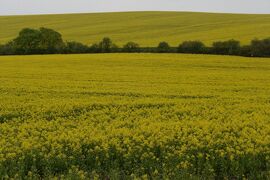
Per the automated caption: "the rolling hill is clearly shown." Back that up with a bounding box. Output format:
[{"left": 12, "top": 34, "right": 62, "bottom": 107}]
[{"left": 0, "top": 11, "right": 270, "bottom": 46}]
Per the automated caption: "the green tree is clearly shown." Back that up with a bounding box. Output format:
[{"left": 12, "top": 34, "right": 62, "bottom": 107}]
[
  {"left": 39, "top": 27, "right": 65, "bottom": 53},
  {"left": 250, "top": 38, "right": 270, "bottom": 57},
  {"left": 12, "top": 27, "right": 64, "bottom": 54},
  {"left": 178, "top": 41, "right": 205, "bottom": 54},
  {"left": 0, "top": 41, "right": 15, "bottom": 55},
  {"left": 212, "top": 39, "right": 240, "bottom": 55},
  {"left": 240, "top": 45, "right": 252, "bottom": 57},
  {"left": 65, "top": 41, "right": 89, "bottom": 54},
  {"left": 13, "top": 28, "right": 41, "bottom": 54},
  {"left": 157, "top": 42, "right": 170, "bottom": 53},
  {"left": 123, "top": 42, "right": 140, "bottom": 52},
  {"left": 99, "top": 37, "right": 113, "bottom": 53},
  {"left": 111, "top": 43, "right": 119, "bottom": 52},
  {"left": 89, "top": 43, "right": 100, "bottom": 53}
]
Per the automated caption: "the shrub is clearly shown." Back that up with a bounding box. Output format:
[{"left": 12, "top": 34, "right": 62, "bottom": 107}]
[
  {"left": 212, "top": 39, "right": 240, "bottom": 55},
  {"left": 39, "top": 27, "right": 65, "bottom": 53},
  {"left": 178, "top": 41, "right": 205, "bottom": 54},
  {"left": 240, "top": 45, "right": 252, "bottom": 57},
  {"left": 89, "top": 43, "right": 100, "bottom": 53},
  {"left": 111, "top": 44, "right": 120, "bottom": 53},
  {"left": 250, "top": 38, "right": 270, "bottom": 57},
  {"left": 99, "top": 37, "right": 114, "bottom": 53},
  {"left": 123, "top": 42, "right": 140, "bottom": 52},
  {"left": 65, "top": 41, "right": 89, "bottom": 54},
  {"left": 12, "top": 28, "right": 42, "bottom": 54},
  {"left": 157, "top": 42, "right": 171, "bottom": 53},
  {"left": 11, "top": 27, "right": 64, "bottom": 54},
  {"left": 0, "top": 42, "right": 15, "bottom": 55}
]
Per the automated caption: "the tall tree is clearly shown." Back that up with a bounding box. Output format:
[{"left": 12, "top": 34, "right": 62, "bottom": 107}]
[
  {"left": 250, "top": 38, "right": 270, "bottom": 57},
  {"left": 39, "top": 27, "right": 65, "bottom": 53},
  {"left": 212, "top": 39, "right": 240, "bottom": 55},
  {"left": 157, "top": 42, "right": 170, "bottom": 53},
  {"left": 13, "top": 28, "right": 41, "bottom": 54},
  {"left": 178, "top": 41, "right": 205, "bottom": 54},
  {"left": 99, "top": 37, "right": 113, "bottom": 53},
  {"left": 12, "top": 27, "right": 64, "bottom": 54},
  {"left": 123, "top": 42, "right": 140, "bottom": 52}
]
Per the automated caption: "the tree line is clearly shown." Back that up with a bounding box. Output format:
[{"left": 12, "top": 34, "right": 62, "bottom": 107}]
[{"left": 0, "top": 27, "right": 270, "bottom": 57}]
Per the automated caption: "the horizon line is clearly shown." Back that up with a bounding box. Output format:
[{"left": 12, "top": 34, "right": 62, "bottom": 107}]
[{"left": 1, "top": 10, "right": 270, "bottom": 17}]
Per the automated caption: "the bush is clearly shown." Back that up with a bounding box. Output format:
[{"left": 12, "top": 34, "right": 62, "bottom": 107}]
[
  {"left": 157, "top": 42, "right": 171, "bottom": 53},
  {"left": 240, "top": 45, "right": 252, "bottom": 57},
  {"left": 123, "top": 42, "right": 140, "bottom": 52},
  {"left": 250, "top": 38, "right": 270, "bottom": 57},
  {"left": 178, "top": 41, "right": 205, "bottom": 54},
  {"left": 11, "top": 27, "right": 64, "bottom": 54},
  {"left": 212, "top": 39, "right": 240, "bottom": 55},
  {"left": 111, "top": 44, "right": 120, "bottom": 53},
  {"left": 137, "top": 47, "right": 154, "bottom": 53},
  {"left": 89, "top": 43, "right": 100, "bottom": 53},
  {"left": 39, "top": 27, "right": 65, "bottom": 53},
  {"left": 12, "top": 28, "right": 42, "bottom": 54},
  {"left": 99, "top": 37, "right": 115, "bottom": 53},
  {"left": 0, "top": 42, "right": 15, "bottom": 55},
  {"left": 65, "top": 41, "right": 89, "bottom": 54}
]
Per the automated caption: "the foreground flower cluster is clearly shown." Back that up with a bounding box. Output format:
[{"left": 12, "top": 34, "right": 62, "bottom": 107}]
[
  {"left": 0, "top": 54, "right": 269, "bottom": 179},
  {"left": 0, "top": 113, "right": 269, "bottom": 179}
]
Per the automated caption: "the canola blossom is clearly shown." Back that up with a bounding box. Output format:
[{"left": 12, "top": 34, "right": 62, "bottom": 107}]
[{"left": 0, "top": 54, "right": 269, "bottom": 179}]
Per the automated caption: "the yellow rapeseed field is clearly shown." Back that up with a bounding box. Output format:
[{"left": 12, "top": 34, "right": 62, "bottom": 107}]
[{"left": 0, "top": 53, "right": 269, "bottom": 179}]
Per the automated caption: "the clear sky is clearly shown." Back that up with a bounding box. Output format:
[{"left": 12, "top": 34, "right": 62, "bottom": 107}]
[{"left": 0, "top": 0, "right": 270, "bottom": 15}]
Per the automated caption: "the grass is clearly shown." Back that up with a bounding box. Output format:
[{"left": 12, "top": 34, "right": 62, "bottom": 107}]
[
  {"left": 0, "top": 11, "right": 270, "bottom": 46},
  {"left": 0, "top": 53, "right": 269, "bottom": 178}
]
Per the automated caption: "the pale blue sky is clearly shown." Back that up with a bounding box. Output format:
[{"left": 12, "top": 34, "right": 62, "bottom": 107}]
[{"left": 0, "top": 0, "right": 270, "bottom": 15}]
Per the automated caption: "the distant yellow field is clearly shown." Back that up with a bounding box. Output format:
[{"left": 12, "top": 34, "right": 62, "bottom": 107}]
[
  {"left": 0, "top": 54, "right": 269, "bottom": 178},
  {"left": 0, "top": 11, "right": 270, "bottom": 46}
]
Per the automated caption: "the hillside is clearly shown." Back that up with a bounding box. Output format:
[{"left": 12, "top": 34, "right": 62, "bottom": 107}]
[{"left": 0, "top": 11, "right": 270, "bottom": 46}]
